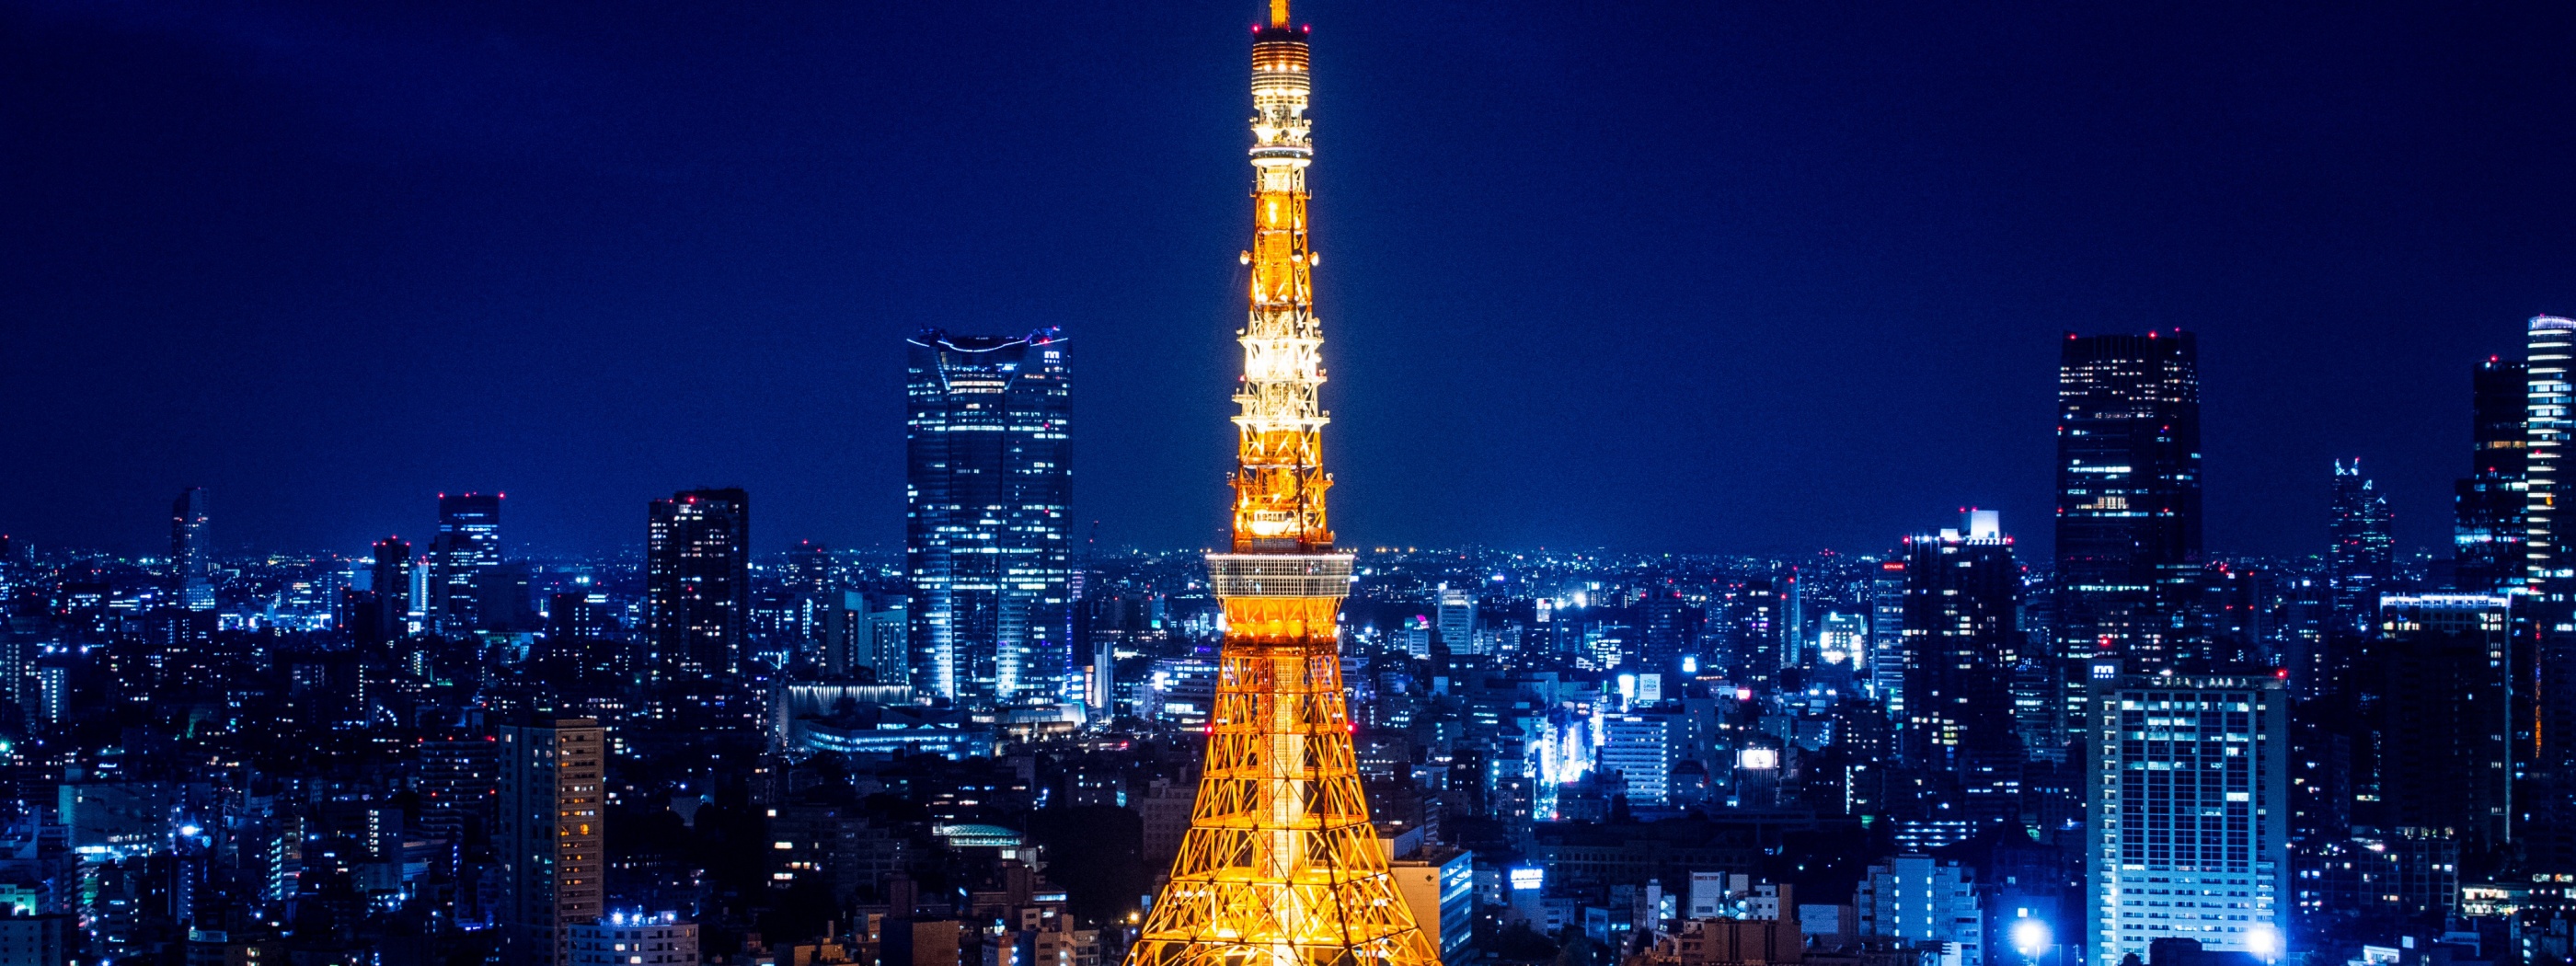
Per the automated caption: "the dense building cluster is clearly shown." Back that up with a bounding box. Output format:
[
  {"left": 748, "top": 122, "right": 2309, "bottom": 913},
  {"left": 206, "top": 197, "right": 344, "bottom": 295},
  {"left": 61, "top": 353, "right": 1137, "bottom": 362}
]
[{"left": 0, "top": 319, "right": 2572, "bottom": 966}]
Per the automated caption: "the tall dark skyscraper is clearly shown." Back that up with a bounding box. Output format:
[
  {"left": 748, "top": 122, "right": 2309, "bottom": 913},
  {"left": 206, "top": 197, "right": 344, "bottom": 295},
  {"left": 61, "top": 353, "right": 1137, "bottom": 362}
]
[
  {"left": 2526, "top": 316, "right": 2576, "bottom": 596},
  {"left": 1900, "top": 510, "right": 2024, "bottom": 819},
  {"left": 2456, "top": 357, "right": 2530, "bottom": 593},
  {"left": 431, "top": 493, "right": 503, "bottom": 635},
  {"left": 2325, "top": 459, "right": 2393, "bottom": 637},
  {"left": 1721, "top": 578, "right": 1780, "bottom": 685},
  {"left": 2368, "top": 594, "right": 2513, "bottom": 861},
  {"left": 168, "top": 487, "right": 213, "bottom": 611},
  {"left": 2054, "top": 330, "right": 2203, "bottom": 668},
  {"left": 372, "top": 535, "right": 413, "bottom": 642},
  {"left": 904, "top": 328, "right": 1072, "bottom": 708},
  {"left": 646, "top": 488, "right": 750, "bottom": 676}
]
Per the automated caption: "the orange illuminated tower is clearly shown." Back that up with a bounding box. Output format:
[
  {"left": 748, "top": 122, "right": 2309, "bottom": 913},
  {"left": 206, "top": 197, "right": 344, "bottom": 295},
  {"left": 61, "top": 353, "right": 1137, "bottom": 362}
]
[{"left": 1124, "top": 6, "right": 1443, "bottom": 966}]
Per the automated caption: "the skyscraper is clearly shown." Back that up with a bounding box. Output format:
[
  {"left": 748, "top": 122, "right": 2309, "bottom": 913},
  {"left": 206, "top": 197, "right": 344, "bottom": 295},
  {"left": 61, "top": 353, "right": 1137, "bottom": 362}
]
[
  {"left": 2325, "top": 460, "right": 2394, "bottom": 637},
  {"left": 2083, "top": 665, "right": 2288, "bottom": 966},
  {"left": 372, "top": 535, "right": 414, "bottom": 642},
  {"left": 169, "top": 487, "right": 213, "bottom": 611},
  {"left": 431, "top": 493, "right": 503, "bottom": 635},
  {"left": 905, "top": 328, "right": 1072, "bottom": 707},
  {"left": 2369, "top": 594, "right": 2512, "bottom": 858},
  {"left": 1437, "top": 586, "right": 1477, "bottom": 655},
  {"left": 2526, "top": 316, "right": 2576, "bottom": 596},
  {"left": 1127, "top": 6, "right": 1439, "bottom": 966},
  {"left": 2055, "top": 331, "right": 2204, "bottom": 668},
  {"left": 1869, "top": 559, "right": 1907, "bottom": 711},
  {"left": 371, "top": 533, "right": 414, "bottom": 646},
  {"left": 1900, "top": 510, "right": 2023, "bottom": 819},
  {"left": 498, "top": 717, "right": 605, "bottom": 966},
  {"left": 1724, "top": 579, "right": 1781, "bottom": 685},
  {"left": 646, "top": 488, "right": 751, "bottom": 676},
  {"left": 2455, "top": 357, "right": 2529, "bottom": 593}
]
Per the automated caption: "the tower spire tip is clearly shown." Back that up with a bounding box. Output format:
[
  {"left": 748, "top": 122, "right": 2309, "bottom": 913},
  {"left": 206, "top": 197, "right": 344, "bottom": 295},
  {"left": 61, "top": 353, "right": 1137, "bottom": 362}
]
[{"left": 1269, "top": 0, "right": 1289, "bottom": 28}]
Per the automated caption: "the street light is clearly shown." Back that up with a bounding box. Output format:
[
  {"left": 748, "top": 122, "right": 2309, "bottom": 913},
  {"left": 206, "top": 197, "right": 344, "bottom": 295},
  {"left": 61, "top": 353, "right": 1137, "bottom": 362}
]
[
  {"left": 2012, "top": 918, "right": 2052, "bottom": 961},
  {"left": 2247, "top": 925, "right": 2283, "bottom": 964}
]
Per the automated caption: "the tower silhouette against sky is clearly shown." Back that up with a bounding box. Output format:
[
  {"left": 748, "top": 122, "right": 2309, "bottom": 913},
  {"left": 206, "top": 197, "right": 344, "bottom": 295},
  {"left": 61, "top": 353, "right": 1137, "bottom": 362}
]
[{"left": 1126, "top": 6, "right": 1440, "bottom": 966}]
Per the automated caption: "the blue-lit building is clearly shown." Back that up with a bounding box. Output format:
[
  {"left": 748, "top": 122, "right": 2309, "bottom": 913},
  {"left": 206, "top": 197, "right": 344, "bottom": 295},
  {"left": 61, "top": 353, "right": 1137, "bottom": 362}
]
[
  {"left": 431, "top": 492, "right": 503, "bottom": 635},
  {"left": 2084, "top": 665, "right": 2289, "bottom": 966},
  {"left": 904, "top": 328, "right": 1073, "bottom": 709}
]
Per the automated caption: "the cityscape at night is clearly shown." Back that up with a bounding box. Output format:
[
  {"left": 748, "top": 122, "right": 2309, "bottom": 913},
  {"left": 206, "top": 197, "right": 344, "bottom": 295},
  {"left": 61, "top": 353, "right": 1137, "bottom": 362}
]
[{"left": 6, "top": 3, "right": 2576, "bottom": 966}]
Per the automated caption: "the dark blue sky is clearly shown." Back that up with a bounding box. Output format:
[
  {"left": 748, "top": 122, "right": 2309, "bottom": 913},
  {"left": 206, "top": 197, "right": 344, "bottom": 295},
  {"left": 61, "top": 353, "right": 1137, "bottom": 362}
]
[{"left": 5, "top": 0, "right": 2573, "bottom": 560}]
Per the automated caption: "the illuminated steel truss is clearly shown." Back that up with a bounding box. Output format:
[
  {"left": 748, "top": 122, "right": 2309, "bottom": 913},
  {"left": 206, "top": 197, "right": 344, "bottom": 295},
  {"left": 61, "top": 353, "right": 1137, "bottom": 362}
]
[{"left": 1125, "top": 6, "right": 1442, "bottom": 966}]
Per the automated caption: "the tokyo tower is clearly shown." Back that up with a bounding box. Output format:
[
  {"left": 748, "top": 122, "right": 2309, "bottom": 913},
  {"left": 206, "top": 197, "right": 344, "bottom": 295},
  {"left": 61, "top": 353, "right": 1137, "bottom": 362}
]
[{"left": 1122, "top": 5, "right": 1444, "bottom": 966}]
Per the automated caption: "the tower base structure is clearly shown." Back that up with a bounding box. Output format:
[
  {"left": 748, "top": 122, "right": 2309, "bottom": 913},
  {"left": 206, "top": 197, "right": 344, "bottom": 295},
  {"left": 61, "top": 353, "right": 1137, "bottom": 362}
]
[{"left": 1125, "top": 554, "right": 1441, "bottom": 966}]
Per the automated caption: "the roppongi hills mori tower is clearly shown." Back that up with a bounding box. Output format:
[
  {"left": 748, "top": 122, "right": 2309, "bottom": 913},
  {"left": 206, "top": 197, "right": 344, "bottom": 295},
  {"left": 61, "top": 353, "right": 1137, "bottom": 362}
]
[{"left": 1124, "top": 6, "right": 1442, "bottom": 966}]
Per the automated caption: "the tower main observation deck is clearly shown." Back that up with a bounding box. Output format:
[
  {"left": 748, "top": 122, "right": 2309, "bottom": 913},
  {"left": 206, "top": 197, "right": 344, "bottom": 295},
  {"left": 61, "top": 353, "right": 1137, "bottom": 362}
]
[{"left": 1123, "top": 6, "right": 1443, "bottom": 966}]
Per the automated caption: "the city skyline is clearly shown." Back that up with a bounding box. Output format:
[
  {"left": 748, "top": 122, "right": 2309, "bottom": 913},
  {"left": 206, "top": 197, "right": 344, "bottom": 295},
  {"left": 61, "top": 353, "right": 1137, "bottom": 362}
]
[
  {"left": 9, "top": 2, "right": 2576, "bottom": 558},
  {"left": 8, "top": 6, "right": 2573, "bottom": 966}
]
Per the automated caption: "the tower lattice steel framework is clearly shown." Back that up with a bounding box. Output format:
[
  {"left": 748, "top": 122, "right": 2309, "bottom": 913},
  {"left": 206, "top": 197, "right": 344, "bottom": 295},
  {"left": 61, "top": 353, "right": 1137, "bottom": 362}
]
[{"left": 1124, "top": 6, "right": 1442, "bottom": 966}]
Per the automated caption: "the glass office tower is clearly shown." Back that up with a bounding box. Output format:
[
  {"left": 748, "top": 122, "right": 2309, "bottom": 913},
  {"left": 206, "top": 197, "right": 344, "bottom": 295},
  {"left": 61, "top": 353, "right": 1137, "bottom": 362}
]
[{"left": 904, "top": 328, "right": 1072, "bottom": 708}]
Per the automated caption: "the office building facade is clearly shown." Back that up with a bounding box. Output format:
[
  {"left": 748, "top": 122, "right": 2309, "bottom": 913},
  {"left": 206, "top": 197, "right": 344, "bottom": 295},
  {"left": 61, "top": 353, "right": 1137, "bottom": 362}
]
[
  {"left": 1869, "top": 559, "right": 1907, "bottom": 712},
  {"left": 2056, "top": 331, "right": 2204, "bottom": 668},
  {"left": 2370, "top": 594, "right": 2513, "bottom": 857},
  {"left": 646, "top": 488, "right": 751, "bottom": 676},
  {"left": 431, "top": 493, "right": 503, "bottom": 635},
  {"left": 1901, "top": 511, "right": 2024, "bottom": 817},
  {"left": 904, "top": 328, "right": 1072, "bottom": 707},
  {"left": 2083, "top": 667, "right": 2288, "bottom": 966},
  {"left": 2325, "top": 461, "right": 2394, "bottom": 638},
  {"left": 2455, "top": 358, "right": 2529, "bottom": 593}
]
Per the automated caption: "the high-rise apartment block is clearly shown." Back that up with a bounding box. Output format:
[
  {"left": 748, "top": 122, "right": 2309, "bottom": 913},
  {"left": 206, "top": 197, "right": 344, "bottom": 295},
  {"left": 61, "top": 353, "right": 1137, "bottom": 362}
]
[
  {"left": 567, "top": 915, "right": 697, "bottom": 966},
  {"left": 646, "top": 488, "right": 750, "bottom": 676},
  {"left": 2083, "top": 665, "right": 2288, "bottom": 966},
  {"left": 2527, "top": 316, "right": 2576, "bottom": 596},
  {"left": 1857, "top": 855, "right": 1984, "bottom": 966},
  {"left": 498, "top": 717, "right": 605, "bottom": 966},
  {"left": 1601, "top": 712, "right": 1678, "bottom": 809},
  {"left": 169, "top": 488, "right": 213, "bottom": 611},
  {"left": 2056, "top": 332, "right": 2204, "bottom": 668},
  {"left": 2455, "top": 358, "right": 2529, "bottom": 593},
  {"left": 904, "top": 328, "right": 1072, "bottom": 708},
  {"left": 431, "top": 493, "right": 503, "bottom": 635}
]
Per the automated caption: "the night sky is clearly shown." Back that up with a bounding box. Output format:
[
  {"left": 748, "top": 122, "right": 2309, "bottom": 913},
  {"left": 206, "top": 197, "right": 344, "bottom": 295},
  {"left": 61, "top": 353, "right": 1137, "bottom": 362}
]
[{"left": 6, "top": 0, "right": 2574, "bottom": 561}]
